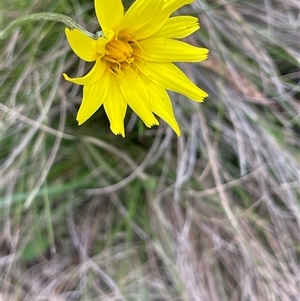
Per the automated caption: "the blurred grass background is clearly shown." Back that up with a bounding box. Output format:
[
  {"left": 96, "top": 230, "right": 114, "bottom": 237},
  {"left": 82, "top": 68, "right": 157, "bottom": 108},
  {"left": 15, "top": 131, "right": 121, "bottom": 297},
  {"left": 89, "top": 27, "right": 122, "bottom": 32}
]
[{"left": 1, "top": 0, "right": 299, "bottom": 300}]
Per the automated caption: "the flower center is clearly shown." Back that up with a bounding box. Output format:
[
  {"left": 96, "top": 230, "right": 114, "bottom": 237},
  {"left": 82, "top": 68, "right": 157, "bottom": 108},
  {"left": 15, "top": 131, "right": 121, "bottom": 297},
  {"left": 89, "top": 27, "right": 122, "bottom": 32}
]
[{"left": 104, "top": 39, "right": 135, "bottom": 71}]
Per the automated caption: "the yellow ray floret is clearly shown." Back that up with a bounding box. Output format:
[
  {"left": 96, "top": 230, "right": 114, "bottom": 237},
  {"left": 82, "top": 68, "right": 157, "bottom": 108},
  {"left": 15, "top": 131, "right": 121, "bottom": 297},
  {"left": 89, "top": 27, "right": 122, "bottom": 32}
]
[
  {"left": 152, "top": 16, "right": 200, "bottom": 39},
  {"left": 65, "top": 28, "right": 98, "bottom": 62},
  {"left": 137, "top": 38, "right": 208, "bottom": 62},
  {"left": 64, "top": 0, "right": 209, "bottom": 137}
]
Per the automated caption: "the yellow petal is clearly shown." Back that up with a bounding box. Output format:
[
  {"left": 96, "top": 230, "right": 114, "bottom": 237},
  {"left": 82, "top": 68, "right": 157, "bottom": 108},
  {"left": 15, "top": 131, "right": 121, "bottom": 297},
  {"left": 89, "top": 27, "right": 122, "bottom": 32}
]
[
  {"left": 103, "top": 75, "right": 127, "bottom": 137},
  {"left": 135, "top": 61, "right": 208, "bottom": 101},
  {"left": 63, "top": 59, "right": 106, "bottom": 85},
  {"left": 76, "top": 71, "right": 111, "bottom": 125},
  {"left": 65, "top": 28, "right": 98, "bottom": 62},
  {"left": 163, "top": 0, "right": 193, "bottom": 11},
  {"left": 119, "top": 0, "right": 164, "bottom": 36},
  {"left": 119, "top": 68, "right": 159, "bottom": 127},
  {"left": 133, "top": 0, "right": 194, "bottom": 40},
  {"left": 138, "top": 38, "right": 209, "bottom": 62},
  {"left": 95, "top": 0, "right": 124, "bottom": 36},
  {"left": 146, "top": 80, "right": 180, "bottom": 136},
  {"left": 152, "top": 16, "right": 199, "bottom": 39}
]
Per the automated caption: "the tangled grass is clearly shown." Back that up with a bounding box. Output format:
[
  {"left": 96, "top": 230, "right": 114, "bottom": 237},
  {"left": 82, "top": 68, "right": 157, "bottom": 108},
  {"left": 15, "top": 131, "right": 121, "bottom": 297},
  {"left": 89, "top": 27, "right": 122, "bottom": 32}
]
[{"left": 1, "top": 0, "right": 299, "bottom": 300}]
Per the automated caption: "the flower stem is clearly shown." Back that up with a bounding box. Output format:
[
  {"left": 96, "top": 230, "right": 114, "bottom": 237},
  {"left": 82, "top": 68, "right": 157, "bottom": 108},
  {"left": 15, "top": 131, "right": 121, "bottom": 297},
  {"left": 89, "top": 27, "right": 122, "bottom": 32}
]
[{"left": 0, "top": 12, "right": 96, "bottom": 40}]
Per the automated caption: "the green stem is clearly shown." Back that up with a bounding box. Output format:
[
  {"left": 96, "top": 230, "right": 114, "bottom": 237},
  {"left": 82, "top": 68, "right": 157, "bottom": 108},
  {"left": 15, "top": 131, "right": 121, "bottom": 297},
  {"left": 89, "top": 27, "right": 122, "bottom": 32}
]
[{"left": 0, "top": 12, "right": 96, "bottom": 40}]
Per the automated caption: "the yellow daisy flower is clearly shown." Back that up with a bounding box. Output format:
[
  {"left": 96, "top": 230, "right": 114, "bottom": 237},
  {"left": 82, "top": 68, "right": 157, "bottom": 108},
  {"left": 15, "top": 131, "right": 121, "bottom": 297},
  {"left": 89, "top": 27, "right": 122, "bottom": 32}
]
[{"left": 64, "top": 0, "right": 209, "bottom": 137}]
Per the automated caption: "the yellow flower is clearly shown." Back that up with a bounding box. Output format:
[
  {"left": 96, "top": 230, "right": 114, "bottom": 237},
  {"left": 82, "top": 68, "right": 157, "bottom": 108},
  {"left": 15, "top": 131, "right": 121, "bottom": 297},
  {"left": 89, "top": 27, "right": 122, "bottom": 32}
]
[{"left": 64, "top": 0, "right": 209, "bottom": 137}]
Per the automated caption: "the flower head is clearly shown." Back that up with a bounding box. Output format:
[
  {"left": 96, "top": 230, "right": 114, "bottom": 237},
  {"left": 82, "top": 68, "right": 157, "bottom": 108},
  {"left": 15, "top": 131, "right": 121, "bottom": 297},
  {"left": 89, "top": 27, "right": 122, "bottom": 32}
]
[{"left": 64, "top": 0, "right": 209, "bottom": 137}]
